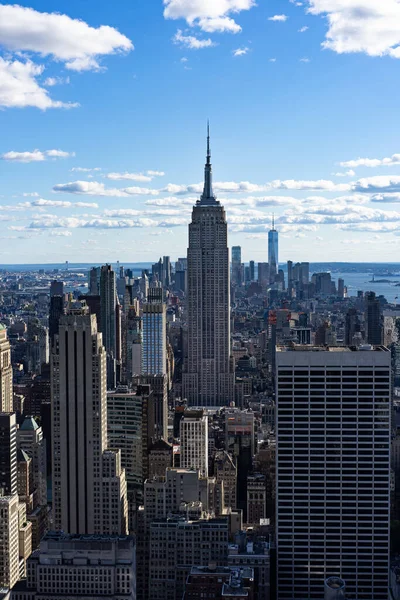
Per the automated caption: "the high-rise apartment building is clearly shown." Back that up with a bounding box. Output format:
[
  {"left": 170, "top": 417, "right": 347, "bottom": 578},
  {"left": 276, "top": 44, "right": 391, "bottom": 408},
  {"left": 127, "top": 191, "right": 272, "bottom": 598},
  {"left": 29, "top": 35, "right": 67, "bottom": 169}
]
[
  {"left": 0, "top": 326, "right": 13, "bottom": 413},
  {"left": 268, "top": 217, "right": 278, "bottom": 283},
  {"left": 11, "top": 531, "right": 136, "bottom": 600},
  {"left": 183, "top": 127, "right": 234, "bottom": 406},
  {"left": 276, "top": 345, "right": 390, "bottom": 600},
  {"left": 51, "top": 304, "right": 127, "bottom": 535},
  {"left": 180, "top": 410, "right": 208, "bottom": 477}
]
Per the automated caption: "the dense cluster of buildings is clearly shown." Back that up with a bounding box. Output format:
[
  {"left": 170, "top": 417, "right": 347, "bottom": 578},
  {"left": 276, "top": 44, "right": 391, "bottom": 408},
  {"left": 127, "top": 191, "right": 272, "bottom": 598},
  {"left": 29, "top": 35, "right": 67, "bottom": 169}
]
[{"left": 0, "top": 132, "right": 397, "bottom": 599}]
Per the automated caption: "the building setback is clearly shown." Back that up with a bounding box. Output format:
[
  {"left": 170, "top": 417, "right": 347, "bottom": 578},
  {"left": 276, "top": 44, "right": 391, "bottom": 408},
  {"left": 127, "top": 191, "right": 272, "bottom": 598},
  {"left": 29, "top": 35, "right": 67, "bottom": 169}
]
[
  {"left": 183, "top": 126, "right": 234, "bottom": 407},
  {"left": 0, "top": 326, "right": 13, "bottom": 413},
  {"left": 51, "top": 304, "right": 127, "bottom": 536}
]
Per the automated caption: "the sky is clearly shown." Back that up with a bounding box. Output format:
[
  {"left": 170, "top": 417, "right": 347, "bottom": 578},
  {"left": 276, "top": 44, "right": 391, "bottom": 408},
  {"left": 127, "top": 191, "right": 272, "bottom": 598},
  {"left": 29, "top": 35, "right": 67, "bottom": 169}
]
[{"left": 2, "top": 0, "right": 400, "bottom": 264}]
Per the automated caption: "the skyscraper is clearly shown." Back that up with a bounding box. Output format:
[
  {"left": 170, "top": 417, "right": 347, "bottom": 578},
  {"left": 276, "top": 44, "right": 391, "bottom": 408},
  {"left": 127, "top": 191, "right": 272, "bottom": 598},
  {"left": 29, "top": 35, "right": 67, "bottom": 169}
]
[
  {"left": 365, "top": 291, "right": 383, "bottom": 345},
  {"left": 249, "top": 260, "right": 255, "bottom": 282},
  {"left": 17, "top": 416, "right": 47, "bottom": 507},
  {"left": 268, "top": 215, "right": 278, "bottom": 283},
  {"left": 49, "top": 295, "right": 65, "bottom": 347},
  {"left": 180, "top": 409, "right": 208, "bottom": 477},
  {"left": 0, "top": 412, "right": 17, "bottom": 496},
  {"left": 276, "top": 345, "right": 390, "bottom": 600},
  {"left": 232, "top": 246, "right": 242, "bottom": 287},
  {"left": 51, "top": 303, "right": 127, "bottom": 535},
  {"left": 142, "top": 287, "right": 166, "bottom": 376},
  {"left": 0, "top": 325, "right": 13, "bottom": 413},
  {"left": 141, "top": 287, "right": 168, "bottom": 439},
  {"left": 183, "top": 126, "right": 234, "bottom": 406},
  {"left": 100, "top": 264, "right": 117, "bottom": 388}
]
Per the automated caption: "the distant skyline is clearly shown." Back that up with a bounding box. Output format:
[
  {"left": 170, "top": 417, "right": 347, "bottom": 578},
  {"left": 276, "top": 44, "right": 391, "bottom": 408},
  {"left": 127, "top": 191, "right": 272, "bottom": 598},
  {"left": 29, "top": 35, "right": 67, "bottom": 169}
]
[{"left": 1, "top": 1, "right": 400, "bottom": 262}]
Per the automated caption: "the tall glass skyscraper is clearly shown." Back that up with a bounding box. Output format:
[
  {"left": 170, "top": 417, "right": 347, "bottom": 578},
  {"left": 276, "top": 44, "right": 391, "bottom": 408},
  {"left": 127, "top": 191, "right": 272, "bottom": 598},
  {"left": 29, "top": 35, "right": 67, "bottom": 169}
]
[
  {"left": 183, "top": 126, "right": 235, "bottom": 406},
  {"left": 268, "top": 216, "right": 279, "bottom": 284},
  {"left": 142, "top": 287, "right": 166, "bottom": 376},
  {"left": 232, "top": 245, "right": 242, "bottom": 287}
]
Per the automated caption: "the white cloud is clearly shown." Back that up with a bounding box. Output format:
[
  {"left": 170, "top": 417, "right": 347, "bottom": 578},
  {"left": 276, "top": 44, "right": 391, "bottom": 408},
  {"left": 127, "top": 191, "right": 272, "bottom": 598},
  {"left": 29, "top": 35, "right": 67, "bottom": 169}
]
[
  {"left": 50, "top": 230, "right": 72, "bottom": 237},
  {"left": 157, "top": 217, "right": 189, "bottom": 227},
  {"left": 298, "top": 26, "right": 309, "bottom": 32},
  {"left": 102, "top": 209, "right": 140, "bottom": 217},
  {"left": 0, "top": 4, "right": 133, "bottom": 72},
  {"left": 124, "top": 186, "right": 160, "bottom": 196},
  {"left": 306, "top": 0, "right": 400, "bottom": 59},
  {"left": 0, "top": 57, "right": 78, "bottom": 110},
  {"left": 44, "top": 76, "right": 70, "bottom": 86},
  {"left": 47, "top": 149, "right": 73, "bottom": 158},
  {"left": 53, "top": 180, "right": 159, "bottom": 196},
  {"left": 106, "top": 172, "right": 153, "bottom": 182},
  {"left": 162, "top": 178, "right": 351, "bottom": 194},
  {"left": 71, "top": 167, "right": 102, "bottom": 172},
  {"left": 147, "top": 170, "right": 165, "bottom": 177},
  {"left": 353, "top": 175, "right": 400, "bottom": 193},
  {"left": 268, "top": 15, "right": 288, "bottom": 22},
  {"left": 270, "top": 179, "right": 350, "bottom": 191},
  {"left": 173, "top": 29, "right": 215, "bottom": 49},
  {"left": 370, "top": 193, "right": 400, "bottom": 203},
  {"left": 340, "top": 153, "right": 400, "bottom": 168},
  {"left": 145, "top": 196, "right": 196, "bottom": 207},
  {"left": 237, "top": 223, "right": 319, "bottom": 234},
  {"left": 163, "top": 0, "right": 255, "bottom": 33},
  {"left": 233, "top": 47, "right": 249, "bottom": 56},
  {"left": 333, "top": 169, "right": 356, "bottom": 177},
  {"left": 28, "top": 216, "right": 158, "bottom": 230},
  {"left": 22, "top": 192, "right": 40, "bottom": 197},
  {"left": 20, "top": 198, "right": 98, "bottom": 209},
  {"left": 198, "top": 17, "right": 242, "bottom": 33},
  {"left": 338, "top": 223, "right": 400, "bottom": 233},
  {"left": 299, "top": 57, "right": 310, "bottom": 62},
  {"left": 269, "top": 58, "right": 277, "bottom": 62},
  {"left": 1, "top": 148, "right": 74, "bottom": 162}
]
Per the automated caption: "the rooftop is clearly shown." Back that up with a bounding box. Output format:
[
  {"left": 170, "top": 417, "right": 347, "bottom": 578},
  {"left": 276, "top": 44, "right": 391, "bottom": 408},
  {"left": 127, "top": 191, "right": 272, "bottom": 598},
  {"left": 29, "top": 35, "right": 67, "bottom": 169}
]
[
  {"left": 277, "top": 344, "right": 389, "bottom": 353},
  {"left": 20, "top": 416, "right": 39, "bottom": 431}
]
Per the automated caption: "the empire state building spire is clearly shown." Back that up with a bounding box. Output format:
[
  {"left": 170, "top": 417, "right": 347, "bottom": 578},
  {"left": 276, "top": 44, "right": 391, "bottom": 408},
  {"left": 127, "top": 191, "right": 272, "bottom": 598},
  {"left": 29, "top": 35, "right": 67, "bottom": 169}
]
[
  {"left": 183, "top": 128, "right": 235, "bottom": 407},
  {"left": 199, "top": 121, "right": 218, "bottom": 206}
]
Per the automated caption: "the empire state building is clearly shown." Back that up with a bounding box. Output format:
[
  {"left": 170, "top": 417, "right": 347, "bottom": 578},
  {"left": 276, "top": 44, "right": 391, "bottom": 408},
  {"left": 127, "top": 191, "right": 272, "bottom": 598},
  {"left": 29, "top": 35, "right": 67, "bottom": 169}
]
[{"left": 183, "top": 127, "right": 235, "bottom": 407}]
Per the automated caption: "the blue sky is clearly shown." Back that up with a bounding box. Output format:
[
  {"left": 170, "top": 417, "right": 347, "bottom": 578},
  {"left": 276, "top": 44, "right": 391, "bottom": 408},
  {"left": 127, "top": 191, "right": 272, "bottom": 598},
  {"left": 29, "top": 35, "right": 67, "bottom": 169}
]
[{"left": 1, "top": 0, "right": 400, "bottom": 263}]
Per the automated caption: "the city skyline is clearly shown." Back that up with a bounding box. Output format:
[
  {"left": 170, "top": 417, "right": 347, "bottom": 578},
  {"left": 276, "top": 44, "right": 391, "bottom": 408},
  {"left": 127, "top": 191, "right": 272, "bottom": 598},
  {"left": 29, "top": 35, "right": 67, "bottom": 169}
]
[{"left": 1, "top": 2, "right": 400, "bottom": 262}]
